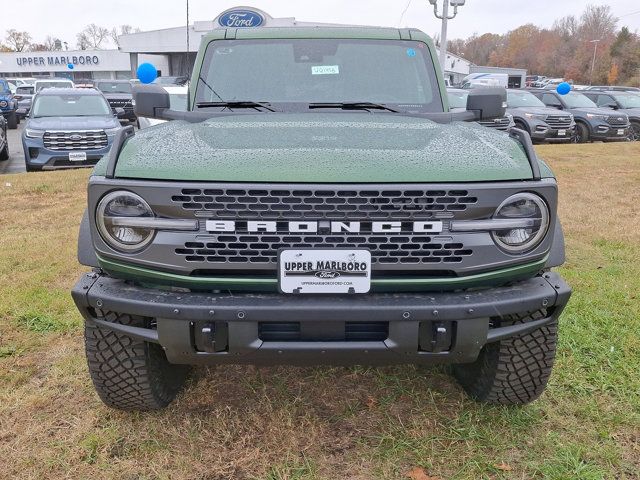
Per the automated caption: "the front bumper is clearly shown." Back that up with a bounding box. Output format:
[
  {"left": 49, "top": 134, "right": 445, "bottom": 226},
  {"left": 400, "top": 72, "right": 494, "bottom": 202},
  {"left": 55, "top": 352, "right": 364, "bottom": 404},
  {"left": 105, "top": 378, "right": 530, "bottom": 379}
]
[
  {"left": 22, "top": 137, "right": 112, "bottom": 170},
  {"left": 72, "top": 271, "right": 571, "bottom": 366},
  {"left": 588, "top": 122, "right": 630, "bottom": 141},
  {"left": 529, "top": 123, "right": 576, "bottom": 142}
]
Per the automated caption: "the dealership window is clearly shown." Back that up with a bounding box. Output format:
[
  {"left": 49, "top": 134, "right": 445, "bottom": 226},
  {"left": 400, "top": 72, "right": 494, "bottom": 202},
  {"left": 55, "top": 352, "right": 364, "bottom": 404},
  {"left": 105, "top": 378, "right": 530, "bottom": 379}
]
[
  {"left": 92, "top": 71, "right": 113, "bottom": 80},
  {"left": 72, "top": 71, "right": 93, "bottom": 81}
]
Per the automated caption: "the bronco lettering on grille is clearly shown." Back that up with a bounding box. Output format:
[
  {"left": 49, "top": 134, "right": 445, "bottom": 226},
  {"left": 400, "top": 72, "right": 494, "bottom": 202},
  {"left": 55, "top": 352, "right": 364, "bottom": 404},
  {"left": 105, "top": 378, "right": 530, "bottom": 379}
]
[{"left": 205, "top": 220, "right": 443, "bottom": 234}]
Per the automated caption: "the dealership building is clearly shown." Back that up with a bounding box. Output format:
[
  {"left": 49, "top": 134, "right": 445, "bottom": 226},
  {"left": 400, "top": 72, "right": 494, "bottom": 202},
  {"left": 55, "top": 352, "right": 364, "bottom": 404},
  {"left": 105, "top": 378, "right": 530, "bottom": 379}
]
[
  {"left": 117, "top": 6, "right": 476, "bottom": 83},
  {"left": 0, "top": 49, "right": 168, "bottom": 82}
]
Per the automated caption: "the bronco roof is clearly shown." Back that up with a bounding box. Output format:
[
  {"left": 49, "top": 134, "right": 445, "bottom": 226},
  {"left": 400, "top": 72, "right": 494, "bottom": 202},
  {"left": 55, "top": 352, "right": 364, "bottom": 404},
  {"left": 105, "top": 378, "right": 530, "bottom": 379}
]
[{"left": 200, "top": 25, "right": 430, "bottom": 43}]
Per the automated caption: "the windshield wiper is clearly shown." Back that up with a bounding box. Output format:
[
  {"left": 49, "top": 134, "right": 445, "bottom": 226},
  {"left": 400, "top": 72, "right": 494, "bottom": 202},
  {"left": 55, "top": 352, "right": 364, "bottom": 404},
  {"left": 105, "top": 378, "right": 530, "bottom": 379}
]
[
  {"left": 309, "top": 102, "right": 399, "bottom": 113},
  {"left": 195, "top": 101, "right": 277, "bottom": 112}
]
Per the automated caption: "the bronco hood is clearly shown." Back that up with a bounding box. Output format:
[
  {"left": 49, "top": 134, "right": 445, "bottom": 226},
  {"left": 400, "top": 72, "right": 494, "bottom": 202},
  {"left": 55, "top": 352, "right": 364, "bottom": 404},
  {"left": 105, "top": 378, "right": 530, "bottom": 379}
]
[{"left": 108, "top": 113, "right": 540, "bottom": 183}]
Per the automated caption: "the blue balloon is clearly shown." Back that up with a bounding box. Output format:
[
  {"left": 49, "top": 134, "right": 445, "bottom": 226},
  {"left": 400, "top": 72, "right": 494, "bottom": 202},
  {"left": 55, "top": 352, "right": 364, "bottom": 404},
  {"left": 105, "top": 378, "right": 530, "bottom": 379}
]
[
  {"left": 137, "top": 63, "right": 158, "bottom": 84},
  {"left": 556, "top": 82, "right": 571, "bottom": 95},
  {"left": 67, "top": 63, "right": 74, "bottom": 70}
]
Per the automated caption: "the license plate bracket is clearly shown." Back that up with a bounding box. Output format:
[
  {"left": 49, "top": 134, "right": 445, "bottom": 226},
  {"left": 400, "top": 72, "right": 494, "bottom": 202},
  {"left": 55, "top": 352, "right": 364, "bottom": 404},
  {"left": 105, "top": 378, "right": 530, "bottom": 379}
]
[{"left": 278, "top": 249, "right": 371, "bottom": 294}]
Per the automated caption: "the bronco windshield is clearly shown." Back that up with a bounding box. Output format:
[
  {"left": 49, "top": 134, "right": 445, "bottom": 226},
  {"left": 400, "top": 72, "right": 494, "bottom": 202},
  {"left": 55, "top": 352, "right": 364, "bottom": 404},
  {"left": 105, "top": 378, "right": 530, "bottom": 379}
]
[
  {"left": 96, "top": 82, "right": 132, "bottom": 94},
  {"left": 32, "top": 94, "right": 111, "bottom": 117},
  {"left": 195, "top": 38, "right": 443, "bottom": 112},
  {"left": 447, "top": 90, "right": 468, "bottom": 109},
  {"left": 0, "top": 80, "right": 10, "bottom": 94}
]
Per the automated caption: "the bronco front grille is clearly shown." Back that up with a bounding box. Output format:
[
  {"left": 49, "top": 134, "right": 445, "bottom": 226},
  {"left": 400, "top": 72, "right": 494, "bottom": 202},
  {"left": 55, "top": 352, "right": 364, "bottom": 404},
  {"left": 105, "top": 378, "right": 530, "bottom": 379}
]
[
  {"left": 90, "top": 181, "right": 558, "bottom": 276},
  {"left": 43, "top": 130, "right": 108, "bottom": 151},
  {"left": 545, "top": 115, "right": 572, "bottom": 129},
  {"left": 175, "top": 235, "right": 473, "bottom": 266},
  {"left": 172, "top": 188, "right": 478, "bottom": 220}
]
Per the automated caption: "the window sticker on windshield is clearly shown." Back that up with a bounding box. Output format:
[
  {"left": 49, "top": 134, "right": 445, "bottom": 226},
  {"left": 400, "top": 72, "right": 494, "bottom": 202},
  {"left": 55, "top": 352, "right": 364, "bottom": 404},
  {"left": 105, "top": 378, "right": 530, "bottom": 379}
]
[
  {"left": 312, "top": 65, "right": 340, "bottom": 75},
  {"left": 407, "top": 48, "right": 417, "bottom": 57}
]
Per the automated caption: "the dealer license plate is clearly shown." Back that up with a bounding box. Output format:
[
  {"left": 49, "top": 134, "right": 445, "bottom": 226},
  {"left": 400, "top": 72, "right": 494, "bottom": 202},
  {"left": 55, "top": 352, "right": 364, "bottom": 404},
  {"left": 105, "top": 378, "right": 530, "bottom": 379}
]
[
  {"left": 68, "top": 151, "right": 87, "bottom": 162},
  {"left": 617, "top": 129, "right": 625, "bottom": 135},
  {"left": 279, "top": 249, "right": 371, "bottom": 294},
  {"left": 557, "top": 129, "right": 566, "bottom": 136}
]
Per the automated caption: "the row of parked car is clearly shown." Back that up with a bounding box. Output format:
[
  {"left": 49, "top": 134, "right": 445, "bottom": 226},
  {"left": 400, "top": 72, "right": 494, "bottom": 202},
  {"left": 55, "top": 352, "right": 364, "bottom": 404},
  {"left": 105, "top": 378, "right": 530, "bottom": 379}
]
[
  {"left": 0, "top": 76, "right": 188, "bottom": 172},
  {"left": 448, "top": 86, "right": 640, "bottom": 143}
]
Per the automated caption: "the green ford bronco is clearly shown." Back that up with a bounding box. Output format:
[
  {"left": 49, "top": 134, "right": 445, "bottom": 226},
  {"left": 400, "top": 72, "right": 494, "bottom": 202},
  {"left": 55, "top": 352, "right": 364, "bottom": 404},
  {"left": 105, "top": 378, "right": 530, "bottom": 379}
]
[{"left": 72, "top": 26, "right": 571, "bottom": 410}]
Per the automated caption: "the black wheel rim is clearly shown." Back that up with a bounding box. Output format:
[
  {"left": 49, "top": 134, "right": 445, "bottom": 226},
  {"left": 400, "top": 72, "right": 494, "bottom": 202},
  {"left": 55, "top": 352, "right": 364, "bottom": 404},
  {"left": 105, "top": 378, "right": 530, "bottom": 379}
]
[{"left": 573, "top": 130, "right": 581, "bottom": 143}]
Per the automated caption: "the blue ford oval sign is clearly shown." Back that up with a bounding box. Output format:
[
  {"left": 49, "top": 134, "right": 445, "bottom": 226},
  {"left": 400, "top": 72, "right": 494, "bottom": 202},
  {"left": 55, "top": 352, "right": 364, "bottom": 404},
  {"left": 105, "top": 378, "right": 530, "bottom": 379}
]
[{"left": 218, "top": 10, "right": 265, "bottom": 28}]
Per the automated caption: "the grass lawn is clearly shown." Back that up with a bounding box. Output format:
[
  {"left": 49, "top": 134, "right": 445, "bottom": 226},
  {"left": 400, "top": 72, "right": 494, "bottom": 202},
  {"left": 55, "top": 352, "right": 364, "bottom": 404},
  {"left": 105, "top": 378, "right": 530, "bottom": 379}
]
[{"left": 0, "top": 142, "right": 639, "bottom": 479}]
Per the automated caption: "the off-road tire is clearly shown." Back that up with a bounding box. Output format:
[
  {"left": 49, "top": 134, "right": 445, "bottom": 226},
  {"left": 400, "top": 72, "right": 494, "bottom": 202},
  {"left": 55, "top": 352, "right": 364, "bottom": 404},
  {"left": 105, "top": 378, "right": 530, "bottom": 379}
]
[
  {"left": 85, "top": 313, "right": 191, "bottom": 411},
  {"left": 453, "top": 311, "right": 558, "bottom": 405},
  {"left": 0, "top": 142, "right": 8, "bottom": 161}
]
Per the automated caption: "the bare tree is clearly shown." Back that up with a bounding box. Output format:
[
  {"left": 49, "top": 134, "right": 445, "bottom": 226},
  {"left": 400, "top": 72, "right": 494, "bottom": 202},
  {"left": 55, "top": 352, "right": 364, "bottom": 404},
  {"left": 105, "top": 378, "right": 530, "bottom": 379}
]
[
  {"left": 110, "top": 25, "right": 140, "bottom": 47},
  {"left": 580, "top": 5, "right": 618, "bottom": 41},
  {"left": 43, "top": 35, "right": 61, "bottom": 51},
  {"left": 29, "top": 35, "right": 60, "bottom": 52},
  {"left": 553, "top": 15, "right": 579, "bottom": 39},
  {"left": 76, "top": 24, "right": 110, "bottom": 50},
  {"left": 4, "top": 29, "right": 32, "bottom": 52}
]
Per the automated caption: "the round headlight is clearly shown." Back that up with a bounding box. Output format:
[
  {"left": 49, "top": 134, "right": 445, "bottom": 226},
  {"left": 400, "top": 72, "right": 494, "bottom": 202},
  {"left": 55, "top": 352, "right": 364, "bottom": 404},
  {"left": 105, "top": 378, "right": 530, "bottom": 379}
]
[
  {"left": 0, "top": 100, "right": 8, "bottom": 108},
  {"left": 96, "top": 191, "right": 155, "bottom": 252},
  {"left": 492, "top": 193, "right": 550, "bottom": 254}
]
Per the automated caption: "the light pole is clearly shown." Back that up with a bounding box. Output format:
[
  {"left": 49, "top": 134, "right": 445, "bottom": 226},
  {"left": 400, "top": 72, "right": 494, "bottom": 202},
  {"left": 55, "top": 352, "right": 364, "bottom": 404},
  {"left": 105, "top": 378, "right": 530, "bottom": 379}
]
[
  {"left": 589, "top": 39, "right": 601, "bottom": 86},
  {"left": 428, "top": 0, "right": 466, "bottom": 71},
  {"left": 186, "top": 0, "right": 190, "bottom": 76}
]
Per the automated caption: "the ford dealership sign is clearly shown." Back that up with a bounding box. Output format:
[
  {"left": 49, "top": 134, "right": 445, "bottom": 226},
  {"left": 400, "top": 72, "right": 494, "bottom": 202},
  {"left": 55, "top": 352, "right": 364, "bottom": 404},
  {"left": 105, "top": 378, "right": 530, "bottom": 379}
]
[{"left": 218, "top": 10, "right": 265, "bottom": 28}]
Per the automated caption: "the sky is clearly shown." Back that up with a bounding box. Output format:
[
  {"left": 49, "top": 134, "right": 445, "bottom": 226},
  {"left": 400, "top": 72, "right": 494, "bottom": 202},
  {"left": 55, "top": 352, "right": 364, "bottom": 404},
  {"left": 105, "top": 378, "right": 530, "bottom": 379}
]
[{"left": 3, "top": 0, "right": 640, "bottom": 49}]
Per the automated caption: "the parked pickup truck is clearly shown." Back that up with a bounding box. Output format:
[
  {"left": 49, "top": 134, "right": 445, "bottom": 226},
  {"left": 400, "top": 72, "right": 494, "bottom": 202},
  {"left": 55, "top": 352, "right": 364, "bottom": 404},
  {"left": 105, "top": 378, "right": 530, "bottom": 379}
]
[
  {"left": 95, "top": 80, "right": 137, "bottom": 124},
  {"left": 72, "top": 26, "right": 571, "bottom": 411}
]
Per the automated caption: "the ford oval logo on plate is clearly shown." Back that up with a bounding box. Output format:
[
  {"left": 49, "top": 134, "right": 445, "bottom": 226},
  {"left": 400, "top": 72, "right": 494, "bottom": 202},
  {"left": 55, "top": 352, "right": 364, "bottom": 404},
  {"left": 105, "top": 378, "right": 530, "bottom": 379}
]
[
  {"left": 315, "top": 271, "right": 341, "bottom": 279},
  {"left": 218, "top": 10, "right": 265, "bottom": 28}
]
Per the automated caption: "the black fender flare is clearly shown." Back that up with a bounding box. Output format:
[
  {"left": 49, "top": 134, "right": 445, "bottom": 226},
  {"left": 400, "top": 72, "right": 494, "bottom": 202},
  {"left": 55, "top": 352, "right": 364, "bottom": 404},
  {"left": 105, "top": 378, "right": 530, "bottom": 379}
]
[
  {"left": 78, "top": 209, "right": 99, "bottom": 267},
  {"left": 545, "top": 217, "right": 566, "bottom": 268},
  {"left": 512, "top": 116, "right": 531, "bottom": 134}
]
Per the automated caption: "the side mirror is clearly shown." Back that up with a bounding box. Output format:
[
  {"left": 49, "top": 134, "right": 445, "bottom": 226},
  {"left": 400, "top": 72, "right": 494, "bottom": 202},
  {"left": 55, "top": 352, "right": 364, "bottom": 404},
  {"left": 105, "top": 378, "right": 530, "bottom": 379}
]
[
  {"left": 604, "top": 103, "right": 618, "bottom": 110},
  {"left": 132, "top": 84, "right": 170, "bottom": 119},
  {"left": 466, "top": 87, "right": 507, "bottom": 121},
  {"left": 114, "top": 107, "right": 126, "bottom": 118}
]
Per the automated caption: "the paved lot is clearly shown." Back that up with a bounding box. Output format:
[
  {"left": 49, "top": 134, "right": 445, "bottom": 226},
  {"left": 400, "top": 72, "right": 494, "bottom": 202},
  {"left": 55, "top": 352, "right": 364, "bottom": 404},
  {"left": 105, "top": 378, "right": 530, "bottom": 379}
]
[{"left": 0, "top": 122, "right": 26, "bottom": 174}]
